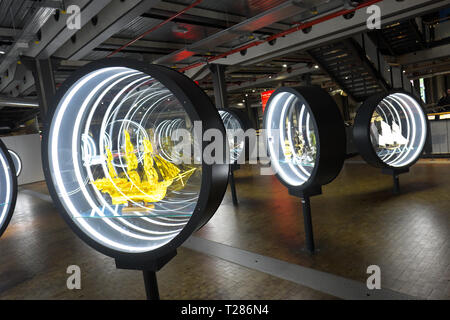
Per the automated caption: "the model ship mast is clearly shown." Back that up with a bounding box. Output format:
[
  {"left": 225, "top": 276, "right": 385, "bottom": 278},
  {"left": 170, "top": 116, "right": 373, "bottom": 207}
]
[
  {"left": 92, "top": 130, "right": 196, "bottom": 212},
  {"left": 371, "top": 113, "right": 408, "bottom": 150}
]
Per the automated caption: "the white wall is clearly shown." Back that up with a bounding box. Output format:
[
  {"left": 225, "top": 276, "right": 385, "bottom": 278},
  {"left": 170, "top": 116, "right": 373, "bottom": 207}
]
[
  {"left": 1, "top": 134, "right": 44, "bottom": 185},
  {"left": 430, "top": 120, "right": 450, "bottom": 154}
]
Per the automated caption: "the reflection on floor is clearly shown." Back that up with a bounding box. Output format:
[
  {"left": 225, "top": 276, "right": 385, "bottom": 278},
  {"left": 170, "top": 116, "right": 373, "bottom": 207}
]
[{"left": 0, "top": 160, "right": 449, "bottom": 299}]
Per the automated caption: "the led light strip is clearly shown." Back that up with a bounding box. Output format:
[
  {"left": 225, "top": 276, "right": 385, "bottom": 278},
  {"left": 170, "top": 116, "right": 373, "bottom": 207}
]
[
  {"left": 50, "top": 67, "right": 158, "bottom": 252},
  {"left": 286, "top": 98, "right": 310, "bottom": 180},
  {"left": 7, "top": 150, "right": 22, "bottom": 177},
  {"left": 80, "top": 73, "right": 185, "bottom": 235},
  {"left": 371, "top": 93, "right": 426, "bottom": 168},
  {"left": 266, "top": 92, "right": 316, "bottom": 186},
  {"left": 383, "top": 95, "right": 412, "bottom": 166},
  {"left": 389, "top": 93, "right": 426, "bottom": 167},
  {"left": 50, "top": 66, "right": 207, "bottom": 253}
]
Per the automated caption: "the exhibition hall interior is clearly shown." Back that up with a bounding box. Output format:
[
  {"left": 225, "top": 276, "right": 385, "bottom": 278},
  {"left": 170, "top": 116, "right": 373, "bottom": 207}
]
[{"left": 0, "top": 0, "right": 450, "bottom": 301}]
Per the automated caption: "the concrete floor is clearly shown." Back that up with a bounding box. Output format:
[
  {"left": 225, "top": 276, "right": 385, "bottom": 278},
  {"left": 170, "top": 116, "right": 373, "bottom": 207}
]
[{"left": 0, "top": 159, "right": 449, "bottom": 300}]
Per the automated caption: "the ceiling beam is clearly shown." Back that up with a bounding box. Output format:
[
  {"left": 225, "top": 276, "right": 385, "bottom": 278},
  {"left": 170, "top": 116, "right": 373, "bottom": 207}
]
[
  {"left": 211, "top": 0, "right": 450, "bottom": 67},
  {"left": 53, "top": 0, "right": 162, "bottom": 60},
  {"left": 228, "top": 63, "right": 314, "bottom": 92},
  {"left": 396, "top": 43, "right": 450, "bottom": 66},
  {"left": 25, "top": 0, "right": 112, "bottom": 59},
  {"left": 102, "top": 37, "right": 229, "bottom": 54},
  {"left": 0, "top": 7, "right": 55, "bottom": 74},
  {"left": 154, "top": 0, "right": 320, "bottom": 65},
  {"left": 153, "top": 1, "right": 288, "bottom": 31},
  {"left": 0, "top": 27, "right": 20, "bottom": 38}
]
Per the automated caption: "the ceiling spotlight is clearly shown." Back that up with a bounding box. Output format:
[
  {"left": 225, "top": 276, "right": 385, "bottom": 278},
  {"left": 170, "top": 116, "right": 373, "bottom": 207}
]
[
  {"left": 245, "top": 94, "right": 248, "bottom": 97},
  {"left": 242, "top": 99, "right": 246, "bottom": 103},
  {"left": 252, "top": 89, "right": 256, "bottom": 93},
  {"left": 282, "top": 64, "right": 287, "bottom": 68},
  {"left": 0, "top": 50, "right": 5, "bottom": 55},
  {"left": 314, "top": 65, "right": 319, "bottom": 69}
]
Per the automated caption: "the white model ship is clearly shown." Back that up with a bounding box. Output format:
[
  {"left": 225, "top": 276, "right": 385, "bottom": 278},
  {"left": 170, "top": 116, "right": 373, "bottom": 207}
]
[{"left": 376, "top": 120, "right": 408, "bottom": 149}]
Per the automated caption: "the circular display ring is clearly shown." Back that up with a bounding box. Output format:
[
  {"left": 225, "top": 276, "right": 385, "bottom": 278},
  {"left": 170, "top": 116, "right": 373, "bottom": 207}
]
[
  {"left": 263, "top": 86, "right": 346, "bottom": 192},
  {"left": 353, "top": 91, "right": 428, "bottom": 170},
  {"left": 218, "top": 108, "right": 254, "bottom": 164},
  {"left": 0, "top": 139, "right": 18, "bottom": 237},
  {"left": 8, "top": 149, "right": 22, "bottom": 177},
  {"left": 42, "top": 58, "right": 229, "bottom": 263}
]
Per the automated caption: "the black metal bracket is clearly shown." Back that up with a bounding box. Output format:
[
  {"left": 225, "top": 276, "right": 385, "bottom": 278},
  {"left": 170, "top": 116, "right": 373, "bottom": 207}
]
[
  {"left": 288, "top": 186, "right": 322, "bottom": 254},
  {"left": 115, "top": 250, "right": 177, "bottom": 300},
  {"left": 381, "top": 167, "right": 410, "bottom": 194}
]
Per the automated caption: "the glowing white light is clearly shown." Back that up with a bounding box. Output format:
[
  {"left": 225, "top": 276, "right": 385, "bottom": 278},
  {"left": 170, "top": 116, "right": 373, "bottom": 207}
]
[
  {"left": 47, "top": 66, "right": 201, "bottom": 254},
  {"left": 370, "top": 92, "right": 427, "bottom": 168},
  {"left": 7, "top": 150, "right": 22, "bottom": 177},
  {"left": 265, "top": 91, "right": 317, "bottom": 187},
  {"left": 219, "top": 110, "right": 245, "bottom": 163}
]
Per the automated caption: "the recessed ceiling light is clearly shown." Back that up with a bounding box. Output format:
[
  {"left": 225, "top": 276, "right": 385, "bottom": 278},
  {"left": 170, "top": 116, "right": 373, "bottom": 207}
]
[
  {"left": 0, "top": 50, "right": 5, "bottom": 55},
  {"left": 314, "top": 65, "right": 319, "bottom": 69},
  {"left": 282, "top": 64, "right": 287, "bottom": 68}
]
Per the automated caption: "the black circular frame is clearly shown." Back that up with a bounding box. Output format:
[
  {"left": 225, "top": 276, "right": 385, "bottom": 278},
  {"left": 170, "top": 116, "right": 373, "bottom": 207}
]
[
  {"left": 42, "top": 58, "right": 229, "bottom": 264},
  {"left": 263, "top": 86, "right": 346, "bottom": 192},
  {"left": 353, "top": 90, "right": 429, "bottom": 170},
  {"left": 0, "top": 139, "right": 17, "bottom": 237}
]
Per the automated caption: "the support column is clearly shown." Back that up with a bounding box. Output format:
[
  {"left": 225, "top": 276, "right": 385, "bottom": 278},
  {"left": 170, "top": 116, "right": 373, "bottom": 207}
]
[
  {"left": 341, "top": 94, "right": 350, "bottom": 121},
  {"left": 244, "top": 98, "right": 257, "bottom": 129},
  {"left": 209, "top": 64, "right": 228, "bottom": 109},
  {"left": 23, "top": 58, "right": 57, "bottom": 119}
]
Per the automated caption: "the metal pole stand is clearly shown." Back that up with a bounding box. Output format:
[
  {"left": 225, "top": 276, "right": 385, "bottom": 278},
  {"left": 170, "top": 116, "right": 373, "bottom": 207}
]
[
  {"left": 301, "top": 195, "right": 315, "bottom": 253},
  {"left": 143, "top": 270, "right": 160, "bottom": 300},
  {"left": 381, "top": 167, "right": 409, "bottom": 195},
  {"left": 229, "top": 164, "right": 240, "bottom": 206},
  {"left": 115, "top": 250, "right": 177, "bottom": 300},
  {"left": 288, "top": 187, "right": 322, "bottom": 254}
]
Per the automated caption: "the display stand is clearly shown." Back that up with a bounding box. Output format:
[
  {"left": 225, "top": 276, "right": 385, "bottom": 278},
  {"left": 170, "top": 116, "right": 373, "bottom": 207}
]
[
  {"left": 288, "top": 186, "right": 322, "bottom": 254},
  {"left": 381, "top": 167, "right": 409, "bottom": 194},
  {"left": 115, "top": 250, "right": 177, "bottom": 300},
  {"left": 229, "top": 163, "right": 240, "bottom": 206}
]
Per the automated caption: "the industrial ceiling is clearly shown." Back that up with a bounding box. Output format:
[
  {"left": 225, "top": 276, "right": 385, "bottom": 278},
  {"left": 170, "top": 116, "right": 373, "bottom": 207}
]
[{"left": 0, "top": 0, "right": 449, "bottom": 131}]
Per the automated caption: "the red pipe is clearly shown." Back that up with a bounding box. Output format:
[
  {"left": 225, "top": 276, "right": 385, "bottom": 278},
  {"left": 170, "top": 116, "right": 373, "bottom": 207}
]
[
  {"left": 179, "top": 0, "right": 383, "bottom": 73},
  {"left": 107, "top": 0, "right": 204, "bottom": 58}
]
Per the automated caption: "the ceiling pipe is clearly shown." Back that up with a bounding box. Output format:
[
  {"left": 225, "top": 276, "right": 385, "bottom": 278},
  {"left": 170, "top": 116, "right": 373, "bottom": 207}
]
[
  {"left": 106, "top": 0, "right": 204, "bottom": 57},
  {"left": 0, "top": 96, "right": 39, "bottom": 108},
  {"left": 179, "top": 0, "right": 383, "bottom": 73}
]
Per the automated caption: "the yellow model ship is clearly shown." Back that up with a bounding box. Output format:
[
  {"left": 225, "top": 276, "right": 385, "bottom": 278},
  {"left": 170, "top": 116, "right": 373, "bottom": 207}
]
[{"left": 92, "top": 131, "right": 195, "bottom": 210}]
